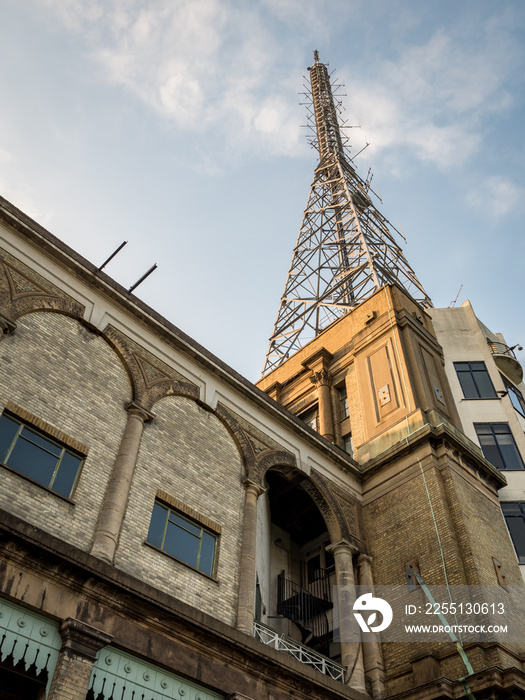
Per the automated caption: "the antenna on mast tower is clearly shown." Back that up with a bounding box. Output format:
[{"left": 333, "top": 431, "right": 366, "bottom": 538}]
[{"left": 261, "top": 52, "right": 431, "bottom": 376}]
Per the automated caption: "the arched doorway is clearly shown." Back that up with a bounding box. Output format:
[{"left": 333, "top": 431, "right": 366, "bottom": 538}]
[{"left": 255, "top": 469, "right": 339, "bottom": 662}]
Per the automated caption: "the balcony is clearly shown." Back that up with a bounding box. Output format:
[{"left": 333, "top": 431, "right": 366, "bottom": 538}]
[
  {"left": 487, "top": 341, "right": 523, "bottom": 385},
  {"left": 254, "top": 622, "right": 344, "bottom": 682}
]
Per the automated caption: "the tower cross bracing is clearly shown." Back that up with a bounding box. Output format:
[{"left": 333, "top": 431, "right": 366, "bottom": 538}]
[{"left": 262, "top": 52, "right": 431, "bottom": 376}]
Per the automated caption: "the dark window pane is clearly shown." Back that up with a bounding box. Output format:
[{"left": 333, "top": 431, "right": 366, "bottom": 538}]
[
  {"left": 6, "top": 437, "right": 58, "bottom": 485},
  {"left": 147, "top": 502, "right": 167, "bottom": 548},
  {"left": 493, "top": 424, "right": 512, "bottom": 434},
  {"left": 473, "top": 371, "right": 497, "bottom": 399},
  {"left": 307, "top": 554, "right": 322, "bottom": 582},
  {"left": 508, "top": 388, "right": 525, "bottom": 416},
  {"left": 505, "top": 515, "right": 525, "bottom": 562},
  {"left": 0, "top": 415, "right": 19, "bottom": 461},
  {"left": 455, "top": 362, "right": 496, "bottom": 399},
  {"left": 22, "top": 427, "right": 62, "bottom": 456},
  {"left": 502, "top": 502, "right": 522, "bottom": 516},
  {"left": 475, "top": 423, "right": 524, "bottom": 470},
  {"left": 164, "top": 520, "right": 199, "bottom": 566},
  {"left": 325, "top": 545, "right": 335, "bottom": 571},
  {"left": 169, "top": 511, "right": 200, "bottom": 536},
  {"left": 480, "top": 443, "right": 505, "bottom": 469},
  {"left": 149, "top": 501, "right": 218, "bottom": 575},
  {"left": 457, "top": 371, "right": 478, "bottom": 399},
  {"left": 52, "top": 451, "right": 82, "bottom": 498},
  {"left": 497, "top": 434, "right": 525, "bottom": 470},
  {"left": 199, "top": 531, "right": 216, "bottom": 576}
]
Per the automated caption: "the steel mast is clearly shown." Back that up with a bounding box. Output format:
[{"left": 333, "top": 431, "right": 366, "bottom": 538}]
[{"left": 261, "top": 52, "right": 432, "bottom": 376}]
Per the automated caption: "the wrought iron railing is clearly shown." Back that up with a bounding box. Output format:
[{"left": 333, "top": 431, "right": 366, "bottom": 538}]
[
  {"left": 253, "top": 621, "right": 344, "bottom": 682},
  {"left": 277, "top": 571, "right": 332, "bottom": 654},
  {"left": 487, "top": 341, "right": 517, "bottom": 359}
]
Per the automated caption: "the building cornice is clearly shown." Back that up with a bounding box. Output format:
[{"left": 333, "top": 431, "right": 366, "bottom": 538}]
[{"left": 0, "top": 195, "right": 360, "bottom": 477}]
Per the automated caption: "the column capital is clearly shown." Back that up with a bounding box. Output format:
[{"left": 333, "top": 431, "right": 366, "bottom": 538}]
[
  {"left": 126, "top": 401, "right": 155, "bottom": 422},
  {"left": 242, "top": 479, "right": 266, "bottom": 497},
  {"left": 309, "top": 369, "right": 332, "bottom": 387},
  {"left": 59, "top": 619, "right": 113, "bottom": 662},
  {"left": 326, "top": 538, "right": 359, "bottom": 556},
  {"left": 357, "top": 552, "right": 373, "bottom": 567},
  {"left": 0, "top": 313, "right": 16, "bottom": 335}
]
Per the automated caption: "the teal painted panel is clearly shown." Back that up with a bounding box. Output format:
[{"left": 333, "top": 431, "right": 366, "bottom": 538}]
[
  {"left": 0, "top": 597, "right": 61, "bottom": 695},
  {"left": 90, "top": 647, "right": 223, "bottom": 700}
]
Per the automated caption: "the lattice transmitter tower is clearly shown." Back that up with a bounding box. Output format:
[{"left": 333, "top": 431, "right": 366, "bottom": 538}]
[{"left": 262, "top": 52, "right": 432, "bottom": 376}]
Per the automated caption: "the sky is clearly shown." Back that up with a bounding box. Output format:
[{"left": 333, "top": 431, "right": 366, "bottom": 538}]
[{"left": 0, "top": 0, "right": 524, "bottom": 381}]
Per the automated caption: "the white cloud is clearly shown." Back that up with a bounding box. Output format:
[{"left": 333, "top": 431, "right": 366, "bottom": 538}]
[
  {"left": 466, "top": 176, "right": 523, "bottom": 218},
  {"left": 31, "top": 1, "right": 522, "bottom": 172},
  {"left": 346, "top": 16, "right": 519, "bottom": 172},
  {"left": 33, "top": 0, "right": 308, "bottom": 162}
]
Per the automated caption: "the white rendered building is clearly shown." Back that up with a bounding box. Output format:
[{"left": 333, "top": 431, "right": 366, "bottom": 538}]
[{"left": 430, "top": 301, "right": 525, "bottom": 581}]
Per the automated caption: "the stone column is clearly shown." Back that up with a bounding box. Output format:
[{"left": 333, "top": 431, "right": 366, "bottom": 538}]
[
  {"left": 91, "top": 401, "right": 154, "bottom": 563},
  {"left": 357, "top": 553, "right": 386, "bottom": 699},
  {"left": 236, "top": 479, "right": 265, "bottom": 635},
  {"left": 327, "top": 539, "right": 366, "bottom": 692},
  {"left": 47, "top": 619, "right": 112, "bottom": 700},
  {"left": 310, "top": 370, "right": 335, "bottom": 442}
]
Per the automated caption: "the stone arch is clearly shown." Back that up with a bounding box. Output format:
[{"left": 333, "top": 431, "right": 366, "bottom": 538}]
[
  {"left": 0, "top": 254, "right": 84, "bottom": 324},
  {"left": 255, "top": 452, "right": 347, "bottom": 545},
  {"left": 214, "top": 404, "right": 258, "bottom": 472},
  {"left": 102, "top": 325, "right": 199, "bottom": 411}
]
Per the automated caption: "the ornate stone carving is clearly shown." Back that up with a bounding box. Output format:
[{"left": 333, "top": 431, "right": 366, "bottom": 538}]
[
  {"left": 103, "top": 325, "right": 199, "bottom": 410},
  {"left": 309, "top": 369, "right": 332, "bottom": 387},
  {"left": 0, "top": 250, "right": 84, "bottom": 322}
]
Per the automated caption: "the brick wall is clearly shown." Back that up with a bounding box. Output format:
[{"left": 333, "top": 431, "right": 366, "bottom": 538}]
[
  {"left": 115, "top": 395, "right": 245, "bottom": 625},
  {"left": 47, "top": 651, "right": 94, "bottom": 700},
  {"left": 0, "top": 312, "right": 131, "bottom": 550},
  {"left": 364, "top": 449, "right": 470, "bottom": 684}
]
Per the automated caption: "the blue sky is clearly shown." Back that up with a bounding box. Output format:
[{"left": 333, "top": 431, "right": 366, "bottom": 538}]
[{"left": 1, "top": 0, "right": 524, "bottom": 380}]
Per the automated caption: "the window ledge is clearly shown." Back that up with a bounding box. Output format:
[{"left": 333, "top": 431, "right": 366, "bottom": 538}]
[
  {"left": 143, "top": 541, "right": 219, "bottom": 583},
  {"left": 460, "top": 397, "right": 501, "bottom": 401},
  {"left": 0, "top": 461, "right": 76, "bottom": 504}
]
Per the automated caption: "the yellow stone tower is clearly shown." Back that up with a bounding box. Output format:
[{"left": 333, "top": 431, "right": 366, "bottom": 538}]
[{"left": 257, "top": 53, "right": 525, "bottom": 699}]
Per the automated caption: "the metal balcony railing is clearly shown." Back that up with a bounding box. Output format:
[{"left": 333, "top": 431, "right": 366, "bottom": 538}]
[
  {"left": 487, "top": 340, "right": 523, "bottom": 385},
  {"left": 253, "top": 622, "right": 344, "bottom": 682},
  {"left": 487, "top": 341, "right": 517, "bottom": 359},
  {"left": 277, "top": 571, "right": 332, "bottom": 654}
]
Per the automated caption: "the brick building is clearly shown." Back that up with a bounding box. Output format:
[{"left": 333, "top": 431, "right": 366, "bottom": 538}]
[
  {"left": 0, "top": 60, "right": 524, "bottom": 700},
  {"left": 1, "top": 186, "right": 525, "bottom": 699},
  {"left": 0, "top": 195, "right": 367, "bottom": 699}
]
